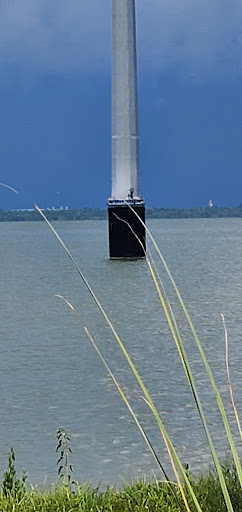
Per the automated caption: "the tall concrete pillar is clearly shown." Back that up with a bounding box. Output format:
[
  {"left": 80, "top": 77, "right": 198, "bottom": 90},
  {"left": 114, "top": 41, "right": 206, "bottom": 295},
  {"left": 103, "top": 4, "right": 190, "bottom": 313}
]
[{"left": 108, "top": 0, "right": 146, "bottom": 259}]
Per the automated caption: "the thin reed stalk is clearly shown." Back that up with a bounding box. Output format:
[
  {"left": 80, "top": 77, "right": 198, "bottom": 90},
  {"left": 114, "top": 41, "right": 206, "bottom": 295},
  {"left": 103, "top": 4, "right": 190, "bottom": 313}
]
[
  {"left": 126, "top": 202, "right": 242, "bottom": 499},
  {"left": 35, "top": 205, "right": 203, "bottom": 512},
  {"left": 221, "top": 313, "right": 242, "bottom": 441},
  {"left": 146, "top": 253, "right": 234, "bottom": 511},
  {"left": 55, "top": 294, "right": 171, "bottom": 486}
]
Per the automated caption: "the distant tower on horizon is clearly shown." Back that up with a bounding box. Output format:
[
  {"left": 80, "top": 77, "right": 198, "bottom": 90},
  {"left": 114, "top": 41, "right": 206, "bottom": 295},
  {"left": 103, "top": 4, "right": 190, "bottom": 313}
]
[{"left": 108, "top": 0, "right": 146, "bottom": 258}]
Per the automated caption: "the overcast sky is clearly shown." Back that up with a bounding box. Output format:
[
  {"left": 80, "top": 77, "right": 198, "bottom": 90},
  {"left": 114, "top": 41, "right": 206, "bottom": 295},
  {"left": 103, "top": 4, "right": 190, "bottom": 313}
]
[{"left": 0, "top": 0, "right": 241, "bottom": 209}]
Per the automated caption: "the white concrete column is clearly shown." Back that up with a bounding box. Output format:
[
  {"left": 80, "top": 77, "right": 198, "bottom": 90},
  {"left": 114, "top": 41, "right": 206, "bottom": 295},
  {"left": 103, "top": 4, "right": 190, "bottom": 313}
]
[{"left": 111, "top": 0, "right": 140, "bottom": 200}]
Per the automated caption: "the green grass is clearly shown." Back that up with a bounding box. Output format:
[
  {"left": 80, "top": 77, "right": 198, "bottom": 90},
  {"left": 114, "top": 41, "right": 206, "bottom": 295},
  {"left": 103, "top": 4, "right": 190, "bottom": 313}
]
[{"left": 0, "top": 464, "right": 242, "bottom": 512}]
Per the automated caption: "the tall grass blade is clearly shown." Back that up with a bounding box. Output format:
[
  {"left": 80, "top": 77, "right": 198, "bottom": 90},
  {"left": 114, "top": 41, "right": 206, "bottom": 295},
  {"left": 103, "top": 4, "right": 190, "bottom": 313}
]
[
  {"left": 0, "top": 182, "right": 19, "bottom": 194},
  {"left": 112, "top": 212, "right": 146, "bottom": 254},
  {"left": 221, "top": 313, "right": 242, "bottom": 441},
  {"left": 126, "top": 202, "right": 242, "bottom": 493},
  {"left": 36, "top": 205, "right": 203, "bottom": 512},
  {"left": 147, "top": 255, "right": 234, "bottom": 511},
  {"left": 55, "top": 294, "right": 171, "bottom": 484}
]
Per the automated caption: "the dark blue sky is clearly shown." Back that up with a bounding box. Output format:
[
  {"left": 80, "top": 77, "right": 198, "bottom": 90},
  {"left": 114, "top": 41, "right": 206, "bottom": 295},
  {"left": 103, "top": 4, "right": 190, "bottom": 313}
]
[{"left": 0, "top": 0, "right": 241, "bottom": 210}]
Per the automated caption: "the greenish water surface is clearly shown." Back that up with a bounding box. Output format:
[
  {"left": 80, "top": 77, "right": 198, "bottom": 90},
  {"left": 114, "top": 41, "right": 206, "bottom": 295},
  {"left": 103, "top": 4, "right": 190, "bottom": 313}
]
[{"left": 0, "top": 218, "right": 242, "bottom": 486}]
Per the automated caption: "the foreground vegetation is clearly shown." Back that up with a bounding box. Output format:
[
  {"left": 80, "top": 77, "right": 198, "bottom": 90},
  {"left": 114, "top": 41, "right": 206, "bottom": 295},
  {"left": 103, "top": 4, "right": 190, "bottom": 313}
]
[
  {"left": 2, "top": 204, "right": 242, "bottom": 221},
  {"left": 2, "top": 438, "right": 241, "bottom": 512},
  {"left": 2, "top": 202, "right": 242, "bottom": 511},
  {"left": 31, "top": 205, "right": 242, "bottom": 512},
  {"left": 1, "top": 463, "right": 242, "bottom": 512}
]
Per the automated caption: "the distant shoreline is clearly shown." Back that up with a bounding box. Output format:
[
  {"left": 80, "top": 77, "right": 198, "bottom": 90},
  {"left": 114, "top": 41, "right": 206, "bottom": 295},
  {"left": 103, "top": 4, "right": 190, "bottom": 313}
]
[{"left": 1, "top": 206, "right": 242, "bottom": 222}]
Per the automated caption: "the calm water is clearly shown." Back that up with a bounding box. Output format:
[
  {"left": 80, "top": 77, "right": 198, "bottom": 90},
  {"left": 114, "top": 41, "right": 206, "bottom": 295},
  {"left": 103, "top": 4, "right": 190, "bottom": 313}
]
[{"left": 1, "top": 218, "right": 242, "bottom": 486}]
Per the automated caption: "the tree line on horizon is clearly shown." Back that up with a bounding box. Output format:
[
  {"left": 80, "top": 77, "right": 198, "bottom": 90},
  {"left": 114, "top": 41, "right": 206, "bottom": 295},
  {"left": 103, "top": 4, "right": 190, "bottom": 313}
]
[{"left": 1, "top": 205, "right": 242, "bottom": 222}]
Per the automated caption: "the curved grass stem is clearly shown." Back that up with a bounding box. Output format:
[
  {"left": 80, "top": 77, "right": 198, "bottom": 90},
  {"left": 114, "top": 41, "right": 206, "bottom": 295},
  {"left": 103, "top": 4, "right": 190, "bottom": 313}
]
[
  {"left": 35, "top": 205, "right": 203, "bottom": 512},
  {"left": 221, "top": 313, "right": 242, "bottom": 442},
  {"left": 124, "top": 202, "right": 241, "bottom": 510}
]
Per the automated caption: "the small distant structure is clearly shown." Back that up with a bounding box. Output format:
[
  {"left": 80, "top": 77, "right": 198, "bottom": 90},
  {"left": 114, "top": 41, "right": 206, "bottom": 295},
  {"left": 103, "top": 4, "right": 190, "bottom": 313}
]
[{"left": 208, "top": 200, "right": 213, "bottom": 208}]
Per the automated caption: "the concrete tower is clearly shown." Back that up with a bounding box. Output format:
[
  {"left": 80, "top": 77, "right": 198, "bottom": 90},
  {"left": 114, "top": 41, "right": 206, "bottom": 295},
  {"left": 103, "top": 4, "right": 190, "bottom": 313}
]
[{"left": 108, "top": 0, "right": 146, "bottom": 258}]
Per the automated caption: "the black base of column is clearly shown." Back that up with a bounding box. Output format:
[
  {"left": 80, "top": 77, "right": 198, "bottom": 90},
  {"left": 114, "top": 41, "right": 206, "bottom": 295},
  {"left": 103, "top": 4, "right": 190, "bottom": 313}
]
[{"left": 108, "top": 203, "right": 146, "bottom": 259}]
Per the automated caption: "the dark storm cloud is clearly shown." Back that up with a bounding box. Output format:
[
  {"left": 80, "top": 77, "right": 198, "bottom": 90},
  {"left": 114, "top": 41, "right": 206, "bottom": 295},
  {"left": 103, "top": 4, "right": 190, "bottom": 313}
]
[
  {"left": 138, "top": 0, "right": 242, "bottom": 78},
  {"left": 0, "top": 0, "right": 241, "bottom": 78}
]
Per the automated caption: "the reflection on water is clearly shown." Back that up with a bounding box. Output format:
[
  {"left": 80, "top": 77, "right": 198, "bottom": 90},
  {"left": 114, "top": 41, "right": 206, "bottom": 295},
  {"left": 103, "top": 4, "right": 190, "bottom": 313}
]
[{"left": 0, "top": 218, "right": 242, "bottom": 486}]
